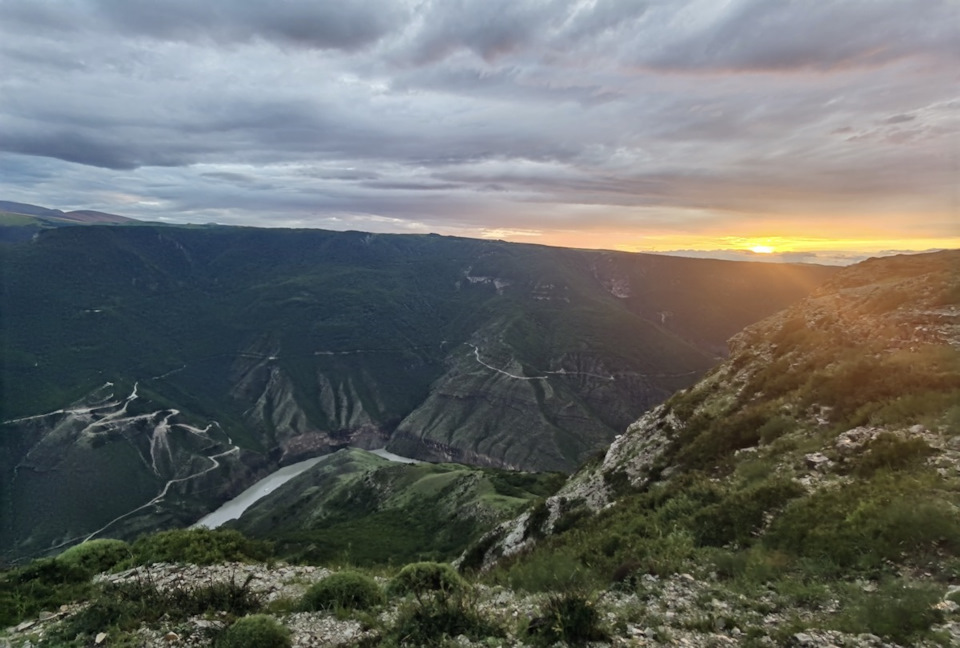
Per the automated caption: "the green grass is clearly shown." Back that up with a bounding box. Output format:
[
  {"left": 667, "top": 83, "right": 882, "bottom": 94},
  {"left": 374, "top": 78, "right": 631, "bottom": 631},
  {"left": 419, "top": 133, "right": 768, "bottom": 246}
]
[
  {"left": 300, "top": 571, "right": 384, "bottom": 611},
  {"left": 0, "top": 211, "right": 40, "bottom": 226}
]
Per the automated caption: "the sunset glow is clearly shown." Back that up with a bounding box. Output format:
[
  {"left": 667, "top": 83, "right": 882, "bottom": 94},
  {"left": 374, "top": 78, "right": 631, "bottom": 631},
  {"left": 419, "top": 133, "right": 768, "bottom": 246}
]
[{"left": 0, "top": 0, "right": 956, "bottom": 265}]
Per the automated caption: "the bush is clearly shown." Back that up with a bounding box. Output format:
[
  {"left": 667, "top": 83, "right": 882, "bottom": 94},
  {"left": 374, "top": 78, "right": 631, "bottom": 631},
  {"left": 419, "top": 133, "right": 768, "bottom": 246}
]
[
  {"left": 217, "top": 614, "right": 291, "bottom": 648},
  {"left": 498, "top": 550, "right": 594, "bottom": 593},
  {"left": 390, "top": 562, "right": 466, "bottom": 602},
  {"left": 836, "top": 581, "right": 944, "bottom": 644},
  {"left": 691, "top": 479, "right": 804, "bottom": 547},
  {"left": 130, "top": 528, "right": 273, "bottom": 566},
  {"left": 764, "top": 475, "right": 960, "bottom": 573},
  {"left": 758, "top": 416, "right": 794, "bottom": 444},
  {"left": 528, "top": 591, "right": 607, "bottom": 646},
  {"left": 57, "top": 539, "right": 131, "bottom": 574},
  {"left": 301, "top": 571, "right": 383, "bottom": 611},
  {"left": 553, "top": 505, "right": 592, "bottom": 535},
  {"left": 852, "top": 432, "right": 935, "bottom": 476},
  {"left": 675, "top": 409, "right": 772, "bottom": 470},
  {"left": 459, "top": 531, "right": 501, "bottom": 574},
  {"left": 524, "top": 500, "right": 550, "bottom": 540},
  {"left": 387, "top": 595, "right": 503, "bottom": 647},
  {"left": 51, "top": 577, "right": 262, "bottom": 642},
  {"left": 0, "top": 557, "right": 93, "bottom": 626}
]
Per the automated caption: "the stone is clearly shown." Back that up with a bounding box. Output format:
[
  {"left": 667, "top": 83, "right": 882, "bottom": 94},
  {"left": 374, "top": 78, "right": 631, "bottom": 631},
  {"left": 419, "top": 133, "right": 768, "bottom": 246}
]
[
  {"left": 15, "top": 621, "right": 35, "bottom": 632},
  {"left": 804, "top": 452, "right": 832, "bottom": 470},
  {"left": 936, "top": 600, "right": 960, "bottom": 614},
  {"left": 163, "top": 631, "right": 180, "bottom": 642},
  {"left": 95, "top": 632, "right": 108, "bottom": 645}
]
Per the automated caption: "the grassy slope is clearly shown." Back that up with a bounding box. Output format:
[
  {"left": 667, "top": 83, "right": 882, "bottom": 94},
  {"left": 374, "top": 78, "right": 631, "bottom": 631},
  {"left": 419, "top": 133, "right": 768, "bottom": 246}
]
[
  {"left": 230, "top": 448, "right": 565, "bottom": 566},
  {"left": 476, "top": 250, "right": 960, "bottom": 643}
]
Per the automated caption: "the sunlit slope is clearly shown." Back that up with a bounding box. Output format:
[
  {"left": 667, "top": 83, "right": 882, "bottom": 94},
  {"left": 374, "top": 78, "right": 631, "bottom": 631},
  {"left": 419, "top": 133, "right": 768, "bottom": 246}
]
[{"left": 469, "top": 250, "right": 960, "bottom": 644}]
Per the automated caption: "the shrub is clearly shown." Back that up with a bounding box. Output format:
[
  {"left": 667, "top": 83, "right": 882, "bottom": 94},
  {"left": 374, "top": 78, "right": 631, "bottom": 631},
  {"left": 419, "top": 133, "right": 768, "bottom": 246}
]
[
  {"left": 764, "top": 475, "right": 960, "bottom": 572},
  {"left": 524, "top": 500, "right": 550, "bottom": 540},
  {"left": 498, "top": 550, "right": 594, "bottom": 593},
  {"left": 389, "top": 562, "right": 466, "bottom": 600},
  {"left": 553, "top": 505, "right": 592, "bottom": 535},
  {"left": 836, "top": 581, "right": 944, "bottom": 644},
  {"left": 0, "top": 557, "right": 93, "bottom": 626},
  {"left": 51, "top": 577, "right": 262, "bottom": 641},
  {"left": 610, "top": 560, "right": 643, "bottom": 591},
  {"left": 459, "top": 530, "right": 501, "bottom": 574},
  {"left": 758, "top": 416, "right": 794, "bottom": 444},
  {"left": 675, "top": 409, "right": 772, "bottom": 470},
  {"left": 130, "top": 528, "right": 273, "bottom": 566},
  {"left": 57, "top": 539, "right": 131, "bottom": 575},
  {"left": 852, "top": 432, "right": 935, "bottom": 476},
  {"left": 387, "top": 595, "right": 503, "bottom": 647},
  {"left": 691, "top": 479, "right": 804, "bottom": 547},
  {"left": 217, "top": 614, "right": 291, "bottom": 648},
  {"left": 301, "top": 571, "right": 383, "bottom": 611},
  {"left": 528, "top": 591, "right": 607, "bottom": 646}
]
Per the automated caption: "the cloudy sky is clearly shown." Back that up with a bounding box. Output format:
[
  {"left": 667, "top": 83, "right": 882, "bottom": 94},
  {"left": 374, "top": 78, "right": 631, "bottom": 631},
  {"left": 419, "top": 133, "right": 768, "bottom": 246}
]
[{"left": 0, "top": 0, "right": 957, "bottom": 263}]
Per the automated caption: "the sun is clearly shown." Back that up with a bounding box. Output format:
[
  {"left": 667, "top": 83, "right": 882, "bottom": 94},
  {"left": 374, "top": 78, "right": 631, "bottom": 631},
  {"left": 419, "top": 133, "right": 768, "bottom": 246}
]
[{"left": 750, "top": 245, "right": 776, "bottom": 254}]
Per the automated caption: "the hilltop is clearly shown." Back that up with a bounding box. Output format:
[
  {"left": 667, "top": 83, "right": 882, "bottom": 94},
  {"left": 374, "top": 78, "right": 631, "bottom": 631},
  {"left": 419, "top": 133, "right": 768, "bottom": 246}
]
[{"left": 0, "top": 201, "right": 137, "bottom": 242}]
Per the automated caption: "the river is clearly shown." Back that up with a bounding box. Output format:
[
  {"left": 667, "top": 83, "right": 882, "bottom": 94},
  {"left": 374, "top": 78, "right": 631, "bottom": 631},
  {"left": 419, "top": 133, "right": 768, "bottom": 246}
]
[{"left": 193, "top": 447, "right": 420, "bottom": 529}]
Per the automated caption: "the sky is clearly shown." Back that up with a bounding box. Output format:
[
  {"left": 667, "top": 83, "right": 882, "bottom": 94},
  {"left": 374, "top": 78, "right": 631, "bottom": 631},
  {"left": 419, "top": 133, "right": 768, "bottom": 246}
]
[{"left": 0, "top": 0, "right": 957, "bottom": 264}]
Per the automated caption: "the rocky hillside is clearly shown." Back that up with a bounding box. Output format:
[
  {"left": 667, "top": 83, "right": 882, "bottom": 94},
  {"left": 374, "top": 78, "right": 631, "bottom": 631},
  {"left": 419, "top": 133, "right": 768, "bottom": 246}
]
[
  {"left": 1, "top": 250, "right": 957, "bottom": 648},
  {"left": 472, "top": 251, "right": 960, "bottom": 563},
  {"left": 461, "top": 249, "right": 960, "bottom": 645},
  {"left": 0, "top": 223, "right": 833, "bottom": 562}
]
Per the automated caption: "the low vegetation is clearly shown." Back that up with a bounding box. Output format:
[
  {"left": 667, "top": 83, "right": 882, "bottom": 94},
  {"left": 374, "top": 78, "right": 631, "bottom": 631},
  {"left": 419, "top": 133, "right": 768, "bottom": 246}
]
[
  {"left": 388, "top": 562, "right": 466, "bottom": 600},
  {"left": 216, "top": 615, "right": 291, "bottom": 648},
  {"left": 300, "top": 571, "right": 383, "bottom": 612}
]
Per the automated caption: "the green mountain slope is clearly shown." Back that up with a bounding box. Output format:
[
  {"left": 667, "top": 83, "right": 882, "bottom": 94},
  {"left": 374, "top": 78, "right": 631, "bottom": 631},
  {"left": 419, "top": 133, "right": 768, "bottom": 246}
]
[
  {"left": 0, "top": 201, "right": 137, "bottom": 242},
  {"left": 0, "top": 223, "right": 834, "bottom": 562},
  {"left": 469, "top": 249, "right": 960, "bottom": 644},
  {"left": 228, "top": 447, "right": 564, "bottom": 565}
]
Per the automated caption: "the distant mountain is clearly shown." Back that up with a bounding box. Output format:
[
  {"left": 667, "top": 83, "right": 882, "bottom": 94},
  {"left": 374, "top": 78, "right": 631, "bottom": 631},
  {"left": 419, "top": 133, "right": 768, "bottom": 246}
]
[
  {"left": 0, "top": 201, "right": 135, "bottom": 224},
  {"left": 0, "top": 200, "right": 138, "bottom": 242},
  {"left": 0, "top": 223, "right": 835, "bottom": 561}
]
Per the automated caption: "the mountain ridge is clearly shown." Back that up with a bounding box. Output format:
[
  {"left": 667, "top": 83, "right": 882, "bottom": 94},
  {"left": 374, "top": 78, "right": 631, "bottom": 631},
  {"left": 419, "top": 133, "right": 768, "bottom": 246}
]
[{"left": 0, "top": 222, "right": 836, "bottom": 561}]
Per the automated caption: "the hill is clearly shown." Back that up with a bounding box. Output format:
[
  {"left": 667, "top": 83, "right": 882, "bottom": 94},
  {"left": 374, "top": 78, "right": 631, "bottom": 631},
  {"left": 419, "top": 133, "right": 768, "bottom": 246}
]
[
  {"left": 226, "top": 447, "right": 565, "bottom": 565},
  {"left": 0, "top": 249, "right": 955, "bottom": 647},
  {"left": 0, "top": 223, "right": 835, "bottom": 561},
  {"left": 0, "top": 201, "right": 137, "bottom": 242},
  {"left": 466, "top": 249, "right": 960, "bottom": 644}
]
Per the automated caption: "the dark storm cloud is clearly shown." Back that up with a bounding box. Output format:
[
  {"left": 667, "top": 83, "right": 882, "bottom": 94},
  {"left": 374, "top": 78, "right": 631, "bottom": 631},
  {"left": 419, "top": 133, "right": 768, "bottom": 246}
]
[
  {"left": 406, "top": 0, "right": 557, "bottom": 64},
  {"left": 641, "top": 0, "right": 959, "bottom": 72},
  {"left": 0, "top": 130, "right": 190, "bottom": 170},
  {"left": 1, "top": 0, "right": 405, "bottom": 51},
  {"left": 0, "top": 0, "right": 956, "bottom": 250}
]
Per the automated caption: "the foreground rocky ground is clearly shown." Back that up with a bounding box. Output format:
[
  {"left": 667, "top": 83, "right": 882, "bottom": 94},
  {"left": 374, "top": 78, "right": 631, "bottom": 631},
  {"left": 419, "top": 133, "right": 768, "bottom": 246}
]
[{"left": 3, "top": 560, "right": 959, "bottom": 647}]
